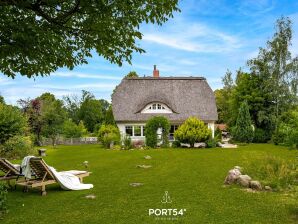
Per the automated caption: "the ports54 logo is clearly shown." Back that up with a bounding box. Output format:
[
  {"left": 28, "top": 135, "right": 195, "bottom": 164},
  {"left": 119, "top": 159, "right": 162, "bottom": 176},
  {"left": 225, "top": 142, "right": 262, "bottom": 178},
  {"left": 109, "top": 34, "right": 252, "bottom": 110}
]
[{"left": 148, "top": 191, "right": 187, "bottom": 220}]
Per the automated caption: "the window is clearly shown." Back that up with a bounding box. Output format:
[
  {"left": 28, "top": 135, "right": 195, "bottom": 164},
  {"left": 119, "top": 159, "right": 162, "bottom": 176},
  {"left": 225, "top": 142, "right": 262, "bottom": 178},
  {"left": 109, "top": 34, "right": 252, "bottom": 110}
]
[
  {"left": 134, "top": 126, "right": 142, "bottom": 136},
  {"left": 141, "top": 102, "right": 173, "bottom": 114},
  {"left": 169, "top": 125, "right": 179, "bottom": 140},
  {"left": 125, "top": 126, "right": 133, "bottom": 136}
]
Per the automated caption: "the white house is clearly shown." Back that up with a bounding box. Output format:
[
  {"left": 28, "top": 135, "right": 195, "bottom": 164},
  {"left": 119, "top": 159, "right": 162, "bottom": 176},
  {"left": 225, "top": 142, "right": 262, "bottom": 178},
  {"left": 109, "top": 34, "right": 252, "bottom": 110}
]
[{"left": 112, "top": 66, "right": 218, "bottom": 142}]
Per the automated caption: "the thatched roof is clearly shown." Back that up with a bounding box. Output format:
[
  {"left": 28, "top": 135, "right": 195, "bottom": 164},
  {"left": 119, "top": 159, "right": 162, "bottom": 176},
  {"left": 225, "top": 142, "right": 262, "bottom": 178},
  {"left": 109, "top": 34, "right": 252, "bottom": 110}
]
[{"left": 112, "top": 77, "right": 218, "bottom": 122}]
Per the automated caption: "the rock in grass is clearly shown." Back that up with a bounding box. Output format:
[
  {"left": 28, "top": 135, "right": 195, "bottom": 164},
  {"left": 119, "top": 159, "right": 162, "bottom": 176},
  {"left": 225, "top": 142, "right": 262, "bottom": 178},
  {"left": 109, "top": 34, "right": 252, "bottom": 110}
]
[
  {"left": 136, "top": 165, "right": 152, "bottom": 169},
  {"left": 224, "top": 168, "right": 242, "bottom": 184},
  {"left": 250, "top": 180, "right": 262, "bottom": 191},
  {"left": 144, "top": 155, "right": 152, "bottom": 160},
  {"left": 237, "top": 175, "right": 252, "bottom": 188},
  {"left": 264, "top": 185, "right": 272, "bottom": 191},
  {"left": 130, "top": 183, "right": 143, "bottom": 187},
  {"left": 85, "top": 194, "right": 96, "bottom": 199}
]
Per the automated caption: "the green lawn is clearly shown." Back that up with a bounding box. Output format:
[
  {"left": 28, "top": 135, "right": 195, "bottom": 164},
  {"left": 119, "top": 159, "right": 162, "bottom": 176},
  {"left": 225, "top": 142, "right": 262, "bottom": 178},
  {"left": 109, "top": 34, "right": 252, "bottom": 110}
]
[{"left": 2, "top": 144, "right": 297, "bottom": 224}]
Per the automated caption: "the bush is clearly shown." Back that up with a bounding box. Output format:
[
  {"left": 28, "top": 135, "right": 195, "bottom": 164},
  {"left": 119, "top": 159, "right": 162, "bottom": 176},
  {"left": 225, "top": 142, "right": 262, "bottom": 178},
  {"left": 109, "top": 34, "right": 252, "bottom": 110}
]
[
  {"left": 244, "top": 156, "right": 298, "bottom": 191},
  {"left": 174, "top": 117, "right": 211, "bottom": 147},
  {"left": 145, "top": 116, "right": 170, "bottom": 148},
  {"left": 206, "top": 138, "right": 217, "bottom": 148},
  {"left": 232, "top": 101, "right": 254, "bottom": 143},
  {"left": 132, "top": 140, "right": 144, "bottom": 148},
  {"left": 253, "top": 128, "right": 270, "bottom": 143},
  {"left": 0, "top": 135, "right": 34, "bottom": 159},
  {"left": 63, "top": 120, "right": 87, "bottom": 138},
  {"left": 0, "top": 103, "right": 27, "bottom": 144},
  {"left": 122, "top": 135, "right": 132, "bottom": 150},
  {"left": 171, "top": 140, "right": 181, "bottom": 148},
  {"left": 0, "top": 183, "right": 8, "bottom": 217},
  {"left": 98, "top": 124, "right": 120, "bottom": 148}
]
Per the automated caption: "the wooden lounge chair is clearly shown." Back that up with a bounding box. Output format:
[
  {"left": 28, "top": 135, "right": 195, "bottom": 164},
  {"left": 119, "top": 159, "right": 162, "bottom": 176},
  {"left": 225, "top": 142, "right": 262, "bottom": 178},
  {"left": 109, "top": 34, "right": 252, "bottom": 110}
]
[
  {"left": 16, "top": 157, "right": 90, "bottom": 196},
  {"left": 0, "top": 158, "right": 22, "bottom": 188}
]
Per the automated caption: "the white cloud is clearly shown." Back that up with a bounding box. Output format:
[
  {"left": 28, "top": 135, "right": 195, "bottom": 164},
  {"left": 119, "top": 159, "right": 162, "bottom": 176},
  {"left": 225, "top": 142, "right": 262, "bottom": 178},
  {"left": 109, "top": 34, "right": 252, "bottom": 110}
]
[
  {"left": 142, "top": 22, "right": 242, "bottom": 53},
  {"left": 52, "top": 71, "right": 122, "bottom": 80}
]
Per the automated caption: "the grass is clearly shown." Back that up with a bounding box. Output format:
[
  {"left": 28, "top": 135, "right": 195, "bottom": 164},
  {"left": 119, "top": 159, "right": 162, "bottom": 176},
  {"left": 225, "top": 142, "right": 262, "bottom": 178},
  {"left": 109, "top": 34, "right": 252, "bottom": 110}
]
[{"left": 2, "top": 144, "right": 298, "bottom": 224}]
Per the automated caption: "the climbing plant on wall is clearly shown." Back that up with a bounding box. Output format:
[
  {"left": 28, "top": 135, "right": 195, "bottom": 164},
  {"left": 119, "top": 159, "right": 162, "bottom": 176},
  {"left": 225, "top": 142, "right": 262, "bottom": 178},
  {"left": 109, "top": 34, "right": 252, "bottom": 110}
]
[{"left": 145, "top": 116, "right": 170, "bottom": 148}]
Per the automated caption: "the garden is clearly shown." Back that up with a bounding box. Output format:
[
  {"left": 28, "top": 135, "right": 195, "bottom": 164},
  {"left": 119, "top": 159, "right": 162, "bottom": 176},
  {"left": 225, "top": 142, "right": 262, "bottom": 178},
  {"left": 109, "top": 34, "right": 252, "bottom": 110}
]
[{"left": 0, "top": 144, "right": 297, "bottom": 224}]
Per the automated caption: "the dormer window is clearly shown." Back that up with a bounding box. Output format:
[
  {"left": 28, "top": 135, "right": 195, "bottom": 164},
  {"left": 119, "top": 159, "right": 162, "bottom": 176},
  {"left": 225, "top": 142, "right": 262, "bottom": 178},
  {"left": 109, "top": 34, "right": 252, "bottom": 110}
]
[{"left": 141, "top": 102, "right": 173, "bottom": 114}]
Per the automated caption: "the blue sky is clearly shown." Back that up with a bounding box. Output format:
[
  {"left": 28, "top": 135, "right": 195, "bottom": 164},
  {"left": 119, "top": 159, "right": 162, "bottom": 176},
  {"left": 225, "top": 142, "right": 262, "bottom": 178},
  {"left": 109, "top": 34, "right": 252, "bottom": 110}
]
[{"left": 1, "top": 0, "right": 298, "bottom": 104}]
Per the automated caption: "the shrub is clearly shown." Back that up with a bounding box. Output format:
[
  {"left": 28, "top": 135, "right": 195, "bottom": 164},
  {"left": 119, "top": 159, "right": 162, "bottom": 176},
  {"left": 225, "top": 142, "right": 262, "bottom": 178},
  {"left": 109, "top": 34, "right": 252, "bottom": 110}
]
[
  {"left": 1, "top": 135, "right": 34, "bottom": 159},
  {"left": 232, "top": 101, "right": 254, "bottom": 143},
  {"left": 244, "top": 156, "right": 298, "bottom": 191},
  {"left": 0, "top": 183, "right": 8, "bottom": 217},
  {"left": 171, "top": 140, "right": 181, "bottom": 148},
  {"left": 145, "top": 116, "right": 170, "bottom": 148},
  {"left": 63, "top": 120, "right": 87, "bottom": 138},
  {"left": 206, "top": 138, "right": 217, "bottom": 148},
  {"left": 0, "top": 103, "right": 27, "bottom": 144},
  {"left": 253, "top": 128, "right": 270, "bottom": 143},
  {"left": 98, "top": 124, "right": 120, "bottom": 148},
  {"left": 132, "top": 140, "right": 145, "bottom": 148},
  {"left": 174, "top": 117, "right": 211, "bottom": 147},
  {"left": 122, "top": 135, "right": 132, "bottom": 150}
]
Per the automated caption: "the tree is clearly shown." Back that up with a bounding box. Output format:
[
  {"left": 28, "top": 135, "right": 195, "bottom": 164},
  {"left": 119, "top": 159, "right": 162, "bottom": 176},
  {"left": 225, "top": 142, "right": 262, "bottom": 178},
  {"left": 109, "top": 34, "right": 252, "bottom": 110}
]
[
  {"left": 145, "top": 116, "right": 170, "bottom": 148},
  {"left": 39, "top": 93, "right": 67, "bottom": 145},
  {"left": 174, "top": 117, "right": 211, "bottom": 147},
  {"left": 0, "top": 1, "right": 179, "bottom": 78},
  {"left": 62, "top": 120, "right": 87, "bottom": 138},
  {"left": 18, "top": 98, "right": 43, "bottom": 145},
  {"left": 0, "top": 103, "right": 27, "bottom": 144},
  {"left": 232, "top": 101, "right": 254, "bottom": 143},
  {"left": 125, "top": 71, "right": 139, "bottom": 78},
  {"left": 248, "top": 17, "right": 298, "bottom": 137},
  {"left": 98, "top": 124, "right": 120, "bottom": 148},
  {"left": 0, "top": 95, "right": 4, "bottom": 104},
  {"left": 104, "top": 105, "right": 116, "bottom": 125}
]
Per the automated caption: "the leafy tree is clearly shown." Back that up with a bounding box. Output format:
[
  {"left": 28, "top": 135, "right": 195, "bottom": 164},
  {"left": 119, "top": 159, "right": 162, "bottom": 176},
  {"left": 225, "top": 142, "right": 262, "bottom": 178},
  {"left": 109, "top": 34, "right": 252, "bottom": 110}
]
[
  {"left": 63, "top": 120, "right": 87, "bottom": 138},
  {"left": 0, "top": 103, "right": 27, "bottom": 144},
  {"left": 104, "top": 105, "right": 116, "bottom": 125},
  {"left": 0, "top": 1, "right": 179, "bottom": 78},
  {"left": 98, "top": 124, "right": 120, "bottom": 148},
  {"left": 39, "top": 94, "right": 67, "bottom": 145},
  {"left": 18, "top": 98, "right": 43, "bottom": 145},
  {"left": 232, "top": 101, "right": 254, "bottom": 143},
  {"left": 145, "top": 116, "right": 170, "bottom": 148},
  {"left": 174, "top": 117, "right": 211, "bottom": 147},
  {"left": 214, "top": 70, "right": 235, "bottom": 124},
  {"left": 125, "top": 71, "right": 139, "bottom": 78},
  {"left": 248, "top": 17, "right": 298, "bottom": 137},
  {"left": 0, "top": 95, "right": 4, "bottom": 104},
  {"left": 63, "top": 94, "right": 80, "bottom": 124}
]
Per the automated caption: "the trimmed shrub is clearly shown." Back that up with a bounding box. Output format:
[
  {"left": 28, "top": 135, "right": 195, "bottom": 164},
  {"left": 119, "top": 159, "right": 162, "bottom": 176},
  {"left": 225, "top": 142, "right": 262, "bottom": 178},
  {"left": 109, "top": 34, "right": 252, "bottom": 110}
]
[
  {"left": 232, "top": 101, "right": 254, "bottom": 143},
  {"left": 174, "top": 117, "right": 211, "bottom": 147},
  {"left": 172, "top": 140, "right": 181, "bottom": 148},
  {"left": 206, "top": 138, "right": 217, "bottom": 148},
  {"left": 0, "top": 183, "right": 8, "bottom": 217},
  {"left": 1, "top": 135, "right": 34, "bottom": 159},
  {"left": 98, "top": 125, "right": 120, "bottom": 148},
  {"left": 145, "top": 116, "right": 170, "bottom": 148}
]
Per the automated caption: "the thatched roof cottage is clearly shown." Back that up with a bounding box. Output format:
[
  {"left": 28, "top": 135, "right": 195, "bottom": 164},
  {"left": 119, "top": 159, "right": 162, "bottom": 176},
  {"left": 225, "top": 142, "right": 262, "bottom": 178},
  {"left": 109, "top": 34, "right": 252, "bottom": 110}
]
[{"left": 112, "top": 66, "right": 218, "bottom": 142}]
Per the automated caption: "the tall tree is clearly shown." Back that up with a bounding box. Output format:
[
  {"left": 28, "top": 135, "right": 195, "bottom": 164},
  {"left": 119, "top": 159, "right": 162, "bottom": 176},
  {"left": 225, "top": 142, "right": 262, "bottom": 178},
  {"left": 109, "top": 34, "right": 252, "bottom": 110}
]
[
  {"left": 248, "top": 17, "right": 298, "bottom": 136},
  {"left": 0, "top": 1, "right": 179, "bottom": 78}
]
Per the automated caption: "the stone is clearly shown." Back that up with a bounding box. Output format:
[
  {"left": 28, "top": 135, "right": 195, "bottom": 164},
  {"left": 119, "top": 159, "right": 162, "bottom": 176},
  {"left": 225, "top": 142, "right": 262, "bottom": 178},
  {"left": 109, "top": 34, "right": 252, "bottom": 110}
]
[
  {"left": 237, "top": 175, "right": 252, "bottom": 188},
  {"left": 250, "top": 180, "right": 262, "bottom": 190},
  {"left": 194, "top": 142, "right": 206, "bottom": 148},
  {"left": 136, "top": 165, "right": 152, "bottom": 169},
  {"left": 85, "top": 194, "right": 96, "bottom": 199},
  {"left": 264, "top": 185, "right": 272, "bottom": 191},
  {"left": 144, "top": 155, "right": 152, "bottom": 160},
  {"left": 224, "top": 168, "right": 242, "bottom": 184},
  {"left": 130, "top": 183, "right": 143, "bottom": 187},
  {"left": 83, "top": 161, "right": 89, "bottom": 168}
]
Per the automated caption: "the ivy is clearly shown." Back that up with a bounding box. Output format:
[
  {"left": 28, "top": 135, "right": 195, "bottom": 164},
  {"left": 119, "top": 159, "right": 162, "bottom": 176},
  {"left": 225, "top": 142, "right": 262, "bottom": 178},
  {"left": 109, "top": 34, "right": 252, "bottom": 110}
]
[{"left": 145, "top": 116, "right": 170, "bottom": 148}]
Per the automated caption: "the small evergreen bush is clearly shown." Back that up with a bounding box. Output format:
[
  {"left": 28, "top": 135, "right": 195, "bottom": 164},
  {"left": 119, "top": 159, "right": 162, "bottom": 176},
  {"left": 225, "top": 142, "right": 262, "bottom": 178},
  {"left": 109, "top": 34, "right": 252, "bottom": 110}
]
[
  {"left": 232, "top": 101, "right": 254, "bottom": 143},
  {"left": 0, "top": 183, "right": 8, "bottom": 218},
  {"left": 122, "top": 135, "right": 132, "bottom": 150}
]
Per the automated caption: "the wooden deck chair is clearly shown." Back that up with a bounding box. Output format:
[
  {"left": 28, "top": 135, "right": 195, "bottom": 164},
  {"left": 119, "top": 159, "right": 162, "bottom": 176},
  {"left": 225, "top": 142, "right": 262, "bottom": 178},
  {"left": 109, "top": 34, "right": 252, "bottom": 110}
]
[
  {"left": 0, "top": 158, "right": 22, "bottom": 188},
  {"left": 17, "top": 157, "right": 90, "bottom": 196}
]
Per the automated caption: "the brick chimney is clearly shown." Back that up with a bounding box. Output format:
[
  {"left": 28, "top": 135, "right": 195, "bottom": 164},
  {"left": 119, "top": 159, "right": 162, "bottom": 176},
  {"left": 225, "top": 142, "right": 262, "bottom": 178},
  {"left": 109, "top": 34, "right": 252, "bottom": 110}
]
[{"left": 153, "top": 65, "right": 159, "bottom": 77}]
